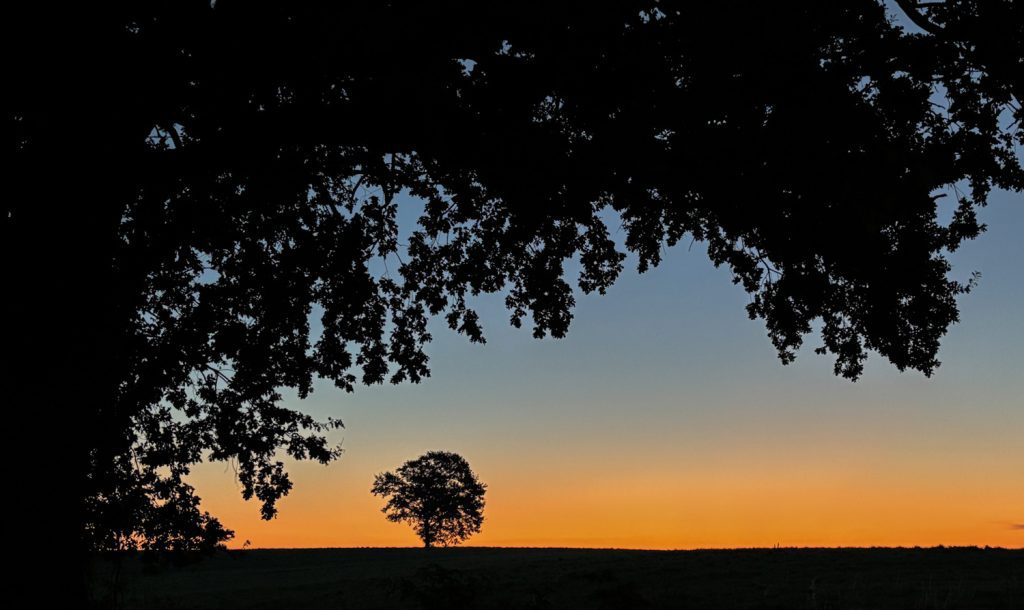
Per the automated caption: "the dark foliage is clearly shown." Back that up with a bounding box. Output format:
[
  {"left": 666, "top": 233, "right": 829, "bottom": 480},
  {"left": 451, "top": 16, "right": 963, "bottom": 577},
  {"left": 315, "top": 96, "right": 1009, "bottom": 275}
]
[
  {"left": 3, "top": 1, "right": 1021, "bottom": 568},
  {"left": 372, "top": 451, "right": 487, "bottom": 548}
]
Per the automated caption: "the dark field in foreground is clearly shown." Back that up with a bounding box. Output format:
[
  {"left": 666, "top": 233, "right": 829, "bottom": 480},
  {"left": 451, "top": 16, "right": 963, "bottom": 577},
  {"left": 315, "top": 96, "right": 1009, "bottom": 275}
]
[{"left": 94, "top": 547, "right": 1023, "bottom": 609}]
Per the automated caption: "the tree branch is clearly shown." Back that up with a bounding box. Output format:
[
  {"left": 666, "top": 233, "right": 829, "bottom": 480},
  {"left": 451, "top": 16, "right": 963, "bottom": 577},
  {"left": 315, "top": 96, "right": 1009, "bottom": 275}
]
[
  {"left": 893, "top": 0, "right": 944, "bottom": 35},
  {"left": 160, "top": 122, "right": 184, "bottom": 150}
]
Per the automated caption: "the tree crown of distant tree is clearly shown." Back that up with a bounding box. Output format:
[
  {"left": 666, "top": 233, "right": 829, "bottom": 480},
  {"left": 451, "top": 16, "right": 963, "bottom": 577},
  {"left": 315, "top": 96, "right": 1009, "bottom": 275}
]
[{"left": 371, "top": 451, "right": 486, "bottom": 548}]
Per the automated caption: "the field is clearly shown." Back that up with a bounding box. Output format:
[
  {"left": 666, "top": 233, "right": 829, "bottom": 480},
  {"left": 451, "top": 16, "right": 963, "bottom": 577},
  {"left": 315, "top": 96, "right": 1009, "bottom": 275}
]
[{"left": 93, "top": 547, "right": 1023, "bottom": 609}]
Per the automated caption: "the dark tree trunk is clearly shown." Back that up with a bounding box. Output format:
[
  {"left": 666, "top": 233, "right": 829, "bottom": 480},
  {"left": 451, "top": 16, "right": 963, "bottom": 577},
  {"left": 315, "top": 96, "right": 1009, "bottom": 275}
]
[
  {"left": 4, "top": 6, "right": 143, "bottom": 604},
  {"left": 5, "top": 118, "right": 131, "bottom": 606}
]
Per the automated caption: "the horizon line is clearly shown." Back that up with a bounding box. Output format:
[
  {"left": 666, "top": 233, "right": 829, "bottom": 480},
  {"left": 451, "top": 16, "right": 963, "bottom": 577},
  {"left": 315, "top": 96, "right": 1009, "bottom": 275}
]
[{"left": 217, "top": 544, "right": 1024, "bottom": 552}]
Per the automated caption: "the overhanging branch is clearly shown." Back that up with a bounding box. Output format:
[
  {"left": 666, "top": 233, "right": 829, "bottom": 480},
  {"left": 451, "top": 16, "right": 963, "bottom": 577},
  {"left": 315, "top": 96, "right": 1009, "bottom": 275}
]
[{"left": 893, "top": 0, "right": 945, "bottom": 35}]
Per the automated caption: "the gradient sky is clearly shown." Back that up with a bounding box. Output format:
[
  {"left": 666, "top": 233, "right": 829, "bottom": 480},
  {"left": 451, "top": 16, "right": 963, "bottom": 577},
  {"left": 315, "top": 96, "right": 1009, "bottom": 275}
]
[{"left": 188, "top": 180, "right": 1022, "bottom": 549}]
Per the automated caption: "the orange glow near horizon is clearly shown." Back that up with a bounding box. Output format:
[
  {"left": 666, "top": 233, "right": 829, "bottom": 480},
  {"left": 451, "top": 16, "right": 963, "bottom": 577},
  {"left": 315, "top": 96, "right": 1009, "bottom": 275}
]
[{"left": 189, "top": 445, "right": 1024, "bottom": 550}]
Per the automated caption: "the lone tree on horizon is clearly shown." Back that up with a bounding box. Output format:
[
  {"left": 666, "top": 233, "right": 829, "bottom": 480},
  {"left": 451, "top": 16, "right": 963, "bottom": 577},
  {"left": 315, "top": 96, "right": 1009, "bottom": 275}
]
[{"left": 372, "top": 451, "right": 486, "bottom": 548}]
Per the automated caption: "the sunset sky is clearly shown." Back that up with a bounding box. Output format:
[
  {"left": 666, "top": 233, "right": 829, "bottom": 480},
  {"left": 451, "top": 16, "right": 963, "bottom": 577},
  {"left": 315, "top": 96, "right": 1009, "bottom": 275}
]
[{"left": 188, "top": 183, "right": 1023, "bottom": 550}]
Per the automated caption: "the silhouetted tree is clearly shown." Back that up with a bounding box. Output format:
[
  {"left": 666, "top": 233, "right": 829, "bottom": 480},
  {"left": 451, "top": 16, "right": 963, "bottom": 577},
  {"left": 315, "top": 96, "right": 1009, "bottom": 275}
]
[
  {"left": 372, "top": 451, "right": 486, "bottom": 548},
  {"left": 3, "top": 1, "right": 1021, "bottom": 600}
]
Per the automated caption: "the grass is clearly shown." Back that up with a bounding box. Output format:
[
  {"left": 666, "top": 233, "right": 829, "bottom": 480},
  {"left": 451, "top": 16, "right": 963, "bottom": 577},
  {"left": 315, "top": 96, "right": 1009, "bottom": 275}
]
[{"left": 91, "top": 546, "right": 1023, "bottom": 609}]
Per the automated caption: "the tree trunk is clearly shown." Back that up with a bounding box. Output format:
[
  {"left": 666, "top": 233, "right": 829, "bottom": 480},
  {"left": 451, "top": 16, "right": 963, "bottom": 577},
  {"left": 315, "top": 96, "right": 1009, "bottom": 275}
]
[
  {"left": 4, "top": 6, "right": 143, "bottom": 605},
  {"left": 5, "top": 127, "right": 131, "bottom": 607}
]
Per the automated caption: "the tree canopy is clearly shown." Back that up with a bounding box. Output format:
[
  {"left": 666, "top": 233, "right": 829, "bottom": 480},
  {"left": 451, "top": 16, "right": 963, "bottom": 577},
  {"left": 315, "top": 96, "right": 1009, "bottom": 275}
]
[
  {"left": 372, "top": 451, "right": 487, "bottom": 548},
  {"left": 3, "top": 1, "right": 1021, "bottom": 564}
]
